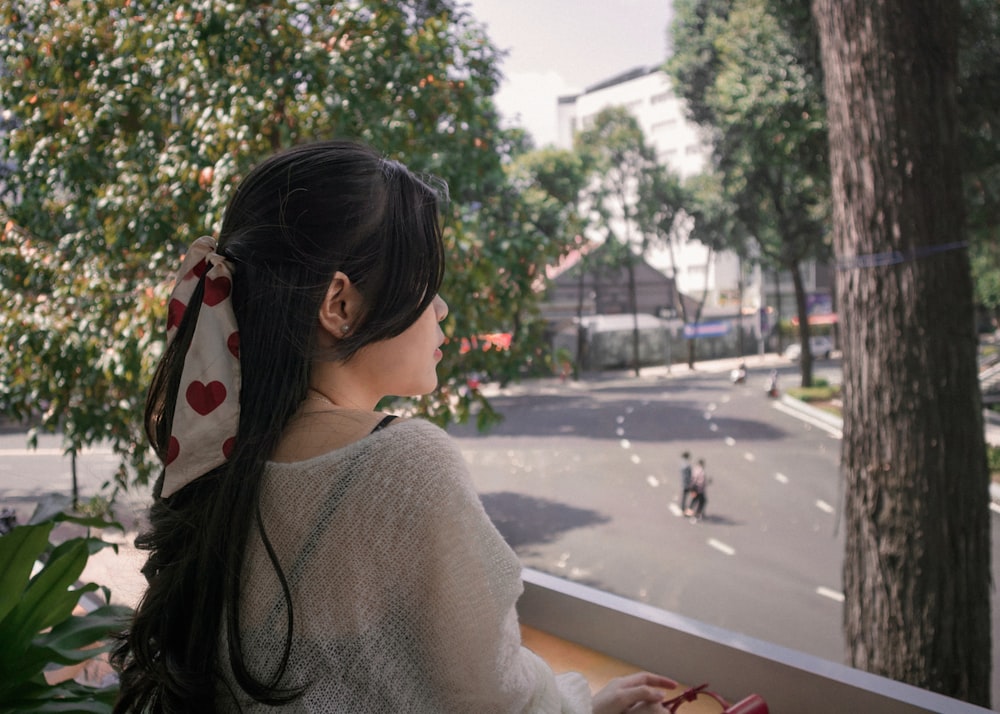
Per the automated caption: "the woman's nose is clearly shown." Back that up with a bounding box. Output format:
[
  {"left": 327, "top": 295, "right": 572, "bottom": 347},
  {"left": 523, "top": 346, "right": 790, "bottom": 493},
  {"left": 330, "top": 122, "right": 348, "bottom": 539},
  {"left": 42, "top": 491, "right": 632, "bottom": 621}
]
[{"left": 434, "top": 294, "right": 449, "bottom": 322}]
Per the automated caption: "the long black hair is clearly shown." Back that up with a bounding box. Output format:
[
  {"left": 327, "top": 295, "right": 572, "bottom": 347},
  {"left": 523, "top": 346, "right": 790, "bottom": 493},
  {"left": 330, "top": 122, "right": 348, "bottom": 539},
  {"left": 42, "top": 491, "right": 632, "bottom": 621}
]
[{"left": 112, "top": 140, "right": 446, "bottom": 713}]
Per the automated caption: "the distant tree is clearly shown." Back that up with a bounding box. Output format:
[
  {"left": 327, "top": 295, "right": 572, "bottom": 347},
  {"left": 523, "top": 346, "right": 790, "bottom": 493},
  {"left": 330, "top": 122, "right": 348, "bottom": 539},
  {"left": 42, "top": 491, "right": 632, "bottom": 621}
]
[
  {"left": 0, "top": 0, "right": 538, "bottom": 489},
  {"left": 959, "top": 0, "right": 1000, "bottom": 324},
  {"left": 682, "top": 172, "right": 754, "bottom": 363},
  {"left": 447, "top": 146, "right": 586, "bottom": 393},
  {"left": 668, "top": 0, "right": 832, "bottom": 386},
  {"left": 574, "top": 106, "right": 660, "bottom": 376},
  {"left": 636, "top": 166, "right": 715, "bottom": 368},
  {"left": 814, "top": 0, "right": 991, "bottom": 704}
]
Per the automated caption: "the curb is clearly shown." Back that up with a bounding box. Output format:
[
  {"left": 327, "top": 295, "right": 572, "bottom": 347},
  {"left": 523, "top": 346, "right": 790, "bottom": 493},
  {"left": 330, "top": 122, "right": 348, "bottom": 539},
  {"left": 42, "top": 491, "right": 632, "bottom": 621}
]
[
  {"left": 778, "top": 394, "right": 843, "bottom": 430},
  {"left": 779, "top": 396, "right": 1000, "bottom": 504}
]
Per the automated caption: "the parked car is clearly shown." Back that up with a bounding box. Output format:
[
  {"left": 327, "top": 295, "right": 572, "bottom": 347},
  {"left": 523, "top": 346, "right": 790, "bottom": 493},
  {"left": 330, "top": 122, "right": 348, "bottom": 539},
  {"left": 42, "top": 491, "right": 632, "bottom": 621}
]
[{"left": 783, "top": 335, "right": 835, "bottom": 361}]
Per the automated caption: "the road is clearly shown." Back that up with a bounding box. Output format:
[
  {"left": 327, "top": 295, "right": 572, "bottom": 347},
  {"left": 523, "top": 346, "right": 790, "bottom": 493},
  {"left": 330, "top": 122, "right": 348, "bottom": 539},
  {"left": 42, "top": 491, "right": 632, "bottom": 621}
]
[
  {"left": 3, "top": 358, "right": 999, "bottom": 706},
  {"left": 448, "top": 362, "right": 848, "bottom": 662}
]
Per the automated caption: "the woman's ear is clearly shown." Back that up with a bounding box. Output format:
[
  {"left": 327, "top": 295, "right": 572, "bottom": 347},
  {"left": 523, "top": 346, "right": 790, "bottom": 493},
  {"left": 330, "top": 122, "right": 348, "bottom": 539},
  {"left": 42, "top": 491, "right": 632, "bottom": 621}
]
[{"left": 318, "top": 271, "right": 362, "bottom": 339}]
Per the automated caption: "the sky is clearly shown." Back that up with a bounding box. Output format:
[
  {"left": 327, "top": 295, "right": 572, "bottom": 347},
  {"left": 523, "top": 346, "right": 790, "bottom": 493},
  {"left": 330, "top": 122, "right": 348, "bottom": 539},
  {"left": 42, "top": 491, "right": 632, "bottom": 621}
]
[{"left": 463, "top": 0, "right": 674, "bottom": 147}]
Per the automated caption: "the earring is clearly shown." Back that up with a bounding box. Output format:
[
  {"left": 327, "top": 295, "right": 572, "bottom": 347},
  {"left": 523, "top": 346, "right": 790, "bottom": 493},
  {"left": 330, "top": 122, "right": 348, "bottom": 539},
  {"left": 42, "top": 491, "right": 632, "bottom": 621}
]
[{"left": 341, "top": 324, "right": 350, "bottom": 334}]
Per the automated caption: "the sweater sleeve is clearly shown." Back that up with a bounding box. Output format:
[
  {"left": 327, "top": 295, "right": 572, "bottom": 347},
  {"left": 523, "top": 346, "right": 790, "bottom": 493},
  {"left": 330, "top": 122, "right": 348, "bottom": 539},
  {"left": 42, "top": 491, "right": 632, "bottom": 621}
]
[{"left": 391, "top": 420, "right": 592, "bottom": 713}]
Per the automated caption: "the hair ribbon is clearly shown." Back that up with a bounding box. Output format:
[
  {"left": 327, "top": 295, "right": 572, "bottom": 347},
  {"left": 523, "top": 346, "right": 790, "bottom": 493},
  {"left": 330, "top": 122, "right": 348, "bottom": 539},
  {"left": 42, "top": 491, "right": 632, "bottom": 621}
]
[{"left": 161, "top": 236, "right": 240, "bottom": 497}]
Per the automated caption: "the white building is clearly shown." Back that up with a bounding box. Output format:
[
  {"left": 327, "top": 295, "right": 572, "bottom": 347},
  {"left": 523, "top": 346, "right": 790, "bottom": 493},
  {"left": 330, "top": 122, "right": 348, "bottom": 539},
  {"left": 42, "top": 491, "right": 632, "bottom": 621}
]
[{"left": 556, "top": 66, "right": 758, "bottom": 318}]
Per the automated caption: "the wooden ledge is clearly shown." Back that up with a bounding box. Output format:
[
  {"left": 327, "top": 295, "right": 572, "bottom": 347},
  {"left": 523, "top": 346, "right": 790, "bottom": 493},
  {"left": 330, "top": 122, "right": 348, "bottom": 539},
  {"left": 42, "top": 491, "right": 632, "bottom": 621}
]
[{"left": 521, "top": 624, "right": 723, "bottom": 712}]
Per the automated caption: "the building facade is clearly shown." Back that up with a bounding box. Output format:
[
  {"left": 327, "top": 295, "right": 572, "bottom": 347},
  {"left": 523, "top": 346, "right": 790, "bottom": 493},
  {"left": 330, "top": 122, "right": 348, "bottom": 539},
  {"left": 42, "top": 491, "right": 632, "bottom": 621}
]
[{"left": 556, "top": 65, "right": 832, "bottom": 330}]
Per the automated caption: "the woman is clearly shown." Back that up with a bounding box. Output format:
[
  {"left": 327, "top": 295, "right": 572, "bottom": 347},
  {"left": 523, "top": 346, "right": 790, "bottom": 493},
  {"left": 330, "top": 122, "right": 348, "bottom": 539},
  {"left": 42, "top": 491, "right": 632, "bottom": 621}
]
[{"left": 112, "top": 140, "right": 674, "bottom": 713}]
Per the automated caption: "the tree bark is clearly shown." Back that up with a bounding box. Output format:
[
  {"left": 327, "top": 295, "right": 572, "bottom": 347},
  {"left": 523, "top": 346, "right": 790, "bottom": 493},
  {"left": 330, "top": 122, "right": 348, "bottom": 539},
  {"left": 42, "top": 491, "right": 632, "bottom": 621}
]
[{"left": 813, "top": 0, "right": 991, "bottom": 704}]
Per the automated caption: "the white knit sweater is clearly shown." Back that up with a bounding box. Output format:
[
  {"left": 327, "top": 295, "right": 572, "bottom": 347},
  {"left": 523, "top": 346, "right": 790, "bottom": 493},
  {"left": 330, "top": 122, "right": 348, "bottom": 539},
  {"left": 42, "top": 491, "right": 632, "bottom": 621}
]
[{"left": 218, "top": 418, "right": 591, "bottom": 712}]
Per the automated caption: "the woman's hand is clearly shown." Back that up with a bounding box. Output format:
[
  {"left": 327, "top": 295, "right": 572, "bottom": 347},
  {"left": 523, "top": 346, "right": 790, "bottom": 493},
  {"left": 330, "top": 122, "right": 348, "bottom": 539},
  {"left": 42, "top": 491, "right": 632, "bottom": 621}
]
[{"left": 592, "top": 671, "right": 677, "bottom": 714}]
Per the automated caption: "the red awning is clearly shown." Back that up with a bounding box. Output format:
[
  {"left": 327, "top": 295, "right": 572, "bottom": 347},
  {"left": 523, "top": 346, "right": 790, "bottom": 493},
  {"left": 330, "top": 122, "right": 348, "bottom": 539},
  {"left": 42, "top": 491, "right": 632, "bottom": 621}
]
[{"left": 791, "top": 313, "right": 838, "bottom": 326}]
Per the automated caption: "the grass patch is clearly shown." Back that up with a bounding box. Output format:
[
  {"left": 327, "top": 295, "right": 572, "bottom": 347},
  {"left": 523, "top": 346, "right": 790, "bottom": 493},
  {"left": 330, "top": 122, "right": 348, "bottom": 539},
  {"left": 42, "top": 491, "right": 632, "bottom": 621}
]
[
  {"left": 989, "top": 445, "right": 1000, "bottom": 484},
  {"left": 786, "top": 384, "right": 840, "bottom": 403}
]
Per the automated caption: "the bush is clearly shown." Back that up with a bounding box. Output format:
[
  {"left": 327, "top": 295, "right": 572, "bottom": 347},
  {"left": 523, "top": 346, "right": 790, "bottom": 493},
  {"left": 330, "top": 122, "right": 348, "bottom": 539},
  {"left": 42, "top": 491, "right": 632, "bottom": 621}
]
[
  {"left": 0, "top": 494, "right": 131, "bottom": 713},
  {"left": 988, "top": 445, "right": 1000, "bottom": 476}
]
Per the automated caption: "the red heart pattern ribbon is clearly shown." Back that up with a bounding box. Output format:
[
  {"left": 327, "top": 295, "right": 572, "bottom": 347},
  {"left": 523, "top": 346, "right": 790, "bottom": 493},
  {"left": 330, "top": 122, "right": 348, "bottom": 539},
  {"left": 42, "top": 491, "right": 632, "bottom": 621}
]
[{"left": 162, "top": 236, "right": 240, "bottom": 497}]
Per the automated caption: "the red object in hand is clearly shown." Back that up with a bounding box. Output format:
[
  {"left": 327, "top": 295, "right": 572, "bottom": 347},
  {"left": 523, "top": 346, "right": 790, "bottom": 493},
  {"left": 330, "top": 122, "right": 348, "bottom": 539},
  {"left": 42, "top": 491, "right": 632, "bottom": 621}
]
[{"left": 662, "top": 684, "right": 768, "bottom": 714}]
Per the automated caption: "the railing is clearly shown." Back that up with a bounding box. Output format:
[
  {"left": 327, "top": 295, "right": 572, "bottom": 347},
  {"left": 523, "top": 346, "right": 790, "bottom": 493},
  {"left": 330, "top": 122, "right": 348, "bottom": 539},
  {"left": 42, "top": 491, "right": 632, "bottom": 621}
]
[{"left": 518, "top": 568, "right": 991, "bottom": 714}]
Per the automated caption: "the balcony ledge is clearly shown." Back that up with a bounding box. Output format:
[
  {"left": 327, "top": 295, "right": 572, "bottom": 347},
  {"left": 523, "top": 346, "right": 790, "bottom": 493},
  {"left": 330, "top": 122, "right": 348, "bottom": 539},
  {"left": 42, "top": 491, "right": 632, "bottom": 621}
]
[{"left": 518, "top": 567, "right": 990, "bottom": 714}]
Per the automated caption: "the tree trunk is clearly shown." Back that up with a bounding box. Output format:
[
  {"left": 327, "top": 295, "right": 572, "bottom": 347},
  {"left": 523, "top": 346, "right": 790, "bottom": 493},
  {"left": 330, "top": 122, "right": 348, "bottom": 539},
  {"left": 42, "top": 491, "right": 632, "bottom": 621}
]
[
  {"left": 575, "top": 258, "right": 588, "bottom": 377},
  {"left": 627, "top": 256, "right": 641, "bottom": 376},
  {"left": 814, "top": 0, "right": 991, "bottom": 704},
  {"left": 789, "top": 260, "right": 814, "bottom": 387}
]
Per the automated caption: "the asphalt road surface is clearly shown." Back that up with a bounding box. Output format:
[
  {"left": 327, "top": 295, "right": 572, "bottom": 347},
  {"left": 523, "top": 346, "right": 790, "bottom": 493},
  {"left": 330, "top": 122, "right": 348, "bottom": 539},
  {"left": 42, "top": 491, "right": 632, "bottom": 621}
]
[{"left": 449, "top": 364, "right": 848, "bottom": 663}]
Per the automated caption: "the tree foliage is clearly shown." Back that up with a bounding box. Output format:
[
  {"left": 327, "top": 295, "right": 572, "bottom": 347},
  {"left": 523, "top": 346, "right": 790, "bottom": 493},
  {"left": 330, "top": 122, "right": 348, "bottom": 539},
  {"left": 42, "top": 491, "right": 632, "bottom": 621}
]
[
  {"left": 959, "top": 0, "right": 1000, "bottom": 319},
  {"left": 667, "top": 0, "right": 832, "bottom": 386},
  {"left": 0, "top": 0, "right": 570, "bottom": 488},
  {"left": 574, "top": 106, "right": 663, "bottom": 375}
]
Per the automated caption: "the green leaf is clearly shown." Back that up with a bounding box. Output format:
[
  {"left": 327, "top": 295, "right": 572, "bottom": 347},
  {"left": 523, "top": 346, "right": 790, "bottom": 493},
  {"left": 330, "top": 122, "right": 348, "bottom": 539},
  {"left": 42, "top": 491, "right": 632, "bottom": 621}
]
[
  {"left": 0, "top": 541, "right": 90, "bottom": 672},
  {"left": 0, "top": 523, "right": 53, "bottom": 622},
  {"left": 3, "top": 605, "right": 131, "bottom": 685}
]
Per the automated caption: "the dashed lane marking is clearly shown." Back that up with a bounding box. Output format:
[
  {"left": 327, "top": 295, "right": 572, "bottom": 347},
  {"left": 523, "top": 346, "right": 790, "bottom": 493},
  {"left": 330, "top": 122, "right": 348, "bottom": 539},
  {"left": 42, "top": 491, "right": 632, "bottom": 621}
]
[
  {"left": 815, "top": 499, "right": 835, "bottom": 514},
  {"left": 708, "top": 538, "right": 735, "bottom": 556},
  {"left": 816, "top": 586, "right": 845, "bottom": 602},
  {"left": 775, "top": 473, "right": 789, "bottom": 484}
]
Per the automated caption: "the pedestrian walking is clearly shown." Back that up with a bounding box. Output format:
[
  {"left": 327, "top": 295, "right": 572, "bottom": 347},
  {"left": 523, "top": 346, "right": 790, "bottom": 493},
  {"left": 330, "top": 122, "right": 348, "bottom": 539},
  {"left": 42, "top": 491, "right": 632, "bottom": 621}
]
[
  {"left": 679, "top": 451, "right": 693, "bottom": 512},
  {"left": 687, "top": 458, "right": 708, "bottom": 520}
]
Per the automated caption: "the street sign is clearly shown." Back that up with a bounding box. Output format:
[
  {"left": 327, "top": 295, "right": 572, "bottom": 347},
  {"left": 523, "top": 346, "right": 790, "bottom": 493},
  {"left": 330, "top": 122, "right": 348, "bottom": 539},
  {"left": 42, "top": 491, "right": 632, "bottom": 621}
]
[{"left": 683, "top": 321, "right": 730, "bottom": 338}]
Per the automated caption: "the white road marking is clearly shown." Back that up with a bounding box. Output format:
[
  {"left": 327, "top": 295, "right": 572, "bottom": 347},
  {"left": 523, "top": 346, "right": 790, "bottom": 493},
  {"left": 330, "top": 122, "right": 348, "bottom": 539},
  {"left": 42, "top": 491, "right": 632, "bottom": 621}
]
[
  {"left": 708, "top": 538, "right": 735, "bottom": 556},
  {"left": 775, "top": 473, "right": 789, "bottom": 484},
  {"left": 816, "top": 587, "right": 845, "bottom": 602},
  {"left": 0, "top": 446, "right": 114, "bottom": 456},
  {"left": 619, "top": 438, "right": 631, "bottom": 449},
  {"left": 668, "top": 503, "right": 683, "bottom": 516},
  {"left": 743, "top": 452, "right": 755, "bottom": 462},
  {"left": 772, "top": 401, "right": 843, "bottom": 438},
  {"left": 615, "top": 415, "right": 625, "bottom": 424},
  {"left": 615, "top": 427, "right": 625, "bottom": 436},
  {"left": 815, "top": 499, "right": 835, "bottom": 514},
  {"left": 724, "top": 436, "right": 736, "bottom": 447},
  {"left": 630, "top": 454, "right": 641, "bottom": 464},
  {"left": 646, "top": 475, "right": 660, "bottom": 488},
  {"left": 709, "top": 423, "right": 719, "bottom": 432}
]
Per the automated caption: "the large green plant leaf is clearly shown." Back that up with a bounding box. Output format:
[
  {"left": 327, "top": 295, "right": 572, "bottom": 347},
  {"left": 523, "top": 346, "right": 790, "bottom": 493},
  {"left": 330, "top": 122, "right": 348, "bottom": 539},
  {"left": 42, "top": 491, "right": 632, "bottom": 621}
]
[
  {"left": 0, "top": 540, "right": 92, "bottom": 674},
  {"left": 1, "top": 605, "right": 131, "bottom": 689},
  {"left": 0, "top": 523, "right": 53, "bottom": 622},
  {"left": 1, "top": 676, "right": 117, "bottom": 714}
]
